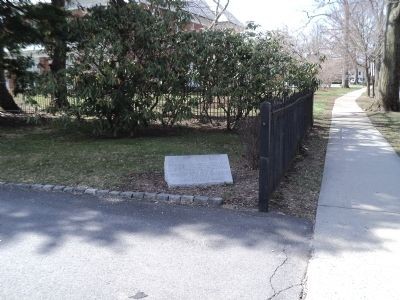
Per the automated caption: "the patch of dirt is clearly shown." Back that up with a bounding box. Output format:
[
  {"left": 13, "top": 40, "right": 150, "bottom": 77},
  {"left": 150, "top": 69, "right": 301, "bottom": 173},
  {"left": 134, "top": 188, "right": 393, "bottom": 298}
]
[
  {"left": 356, "top": 95, "right": 382, "bottom": 112},
  {"left": 0, "top": 112, "right": 51, "bottom": 127},
  {"left": 120, "top": 120, "right": 330, "bottom": 222},
  {"left": 120, "top": 160, "right": 259, "bottom": 211},
  {"left": 268, "top": 124, "right": 330, "bottom": 221}
]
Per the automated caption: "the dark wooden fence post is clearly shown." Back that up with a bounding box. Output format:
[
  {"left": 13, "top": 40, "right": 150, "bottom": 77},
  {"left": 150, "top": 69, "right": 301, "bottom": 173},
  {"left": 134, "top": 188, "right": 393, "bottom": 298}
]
[{"left": 259, "top": 101, "right": 271, "bottom": 212}]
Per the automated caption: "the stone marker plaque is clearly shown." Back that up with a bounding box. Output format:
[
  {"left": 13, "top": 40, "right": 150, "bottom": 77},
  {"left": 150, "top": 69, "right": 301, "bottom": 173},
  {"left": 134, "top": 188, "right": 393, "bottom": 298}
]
[{"left": 164, "top": 154, "right": 233, "bottom": 188}]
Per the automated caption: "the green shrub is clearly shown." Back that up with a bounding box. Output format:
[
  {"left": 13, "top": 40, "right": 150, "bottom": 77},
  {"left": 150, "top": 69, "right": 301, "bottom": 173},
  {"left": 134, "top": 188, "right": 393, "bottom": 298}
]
[
  {"left": 190, "top": 29, "right": 319, "bottom": 129},
  {"left": 46, "top": 0, "right": 320, "bottom": 136},
  {"left": 67, "top": 0, "right": 191, "bottom": 136}
]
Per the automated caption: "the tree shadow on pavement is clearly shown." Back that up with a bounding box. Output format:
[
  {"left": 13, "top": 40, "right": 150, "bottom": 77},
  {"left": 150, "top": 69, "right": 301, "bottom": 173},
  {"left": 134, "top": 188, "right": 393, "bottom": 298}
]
[{"left": 0, "top": 187, "right": 312, "bottom": 255}]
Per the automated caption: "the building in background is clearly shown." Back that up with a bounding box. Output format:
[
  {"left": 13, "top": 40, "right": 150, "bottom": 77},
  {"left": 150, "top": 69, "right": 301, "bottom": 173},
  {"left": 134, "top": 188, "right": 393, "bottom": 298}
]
[
  {"left": 6, "top": 46, "right": 49, "bottom": 95},
  {"left": 349, "top": 68, "right": 366, "bottom": 84},
  {"left": 22, "top": 46, "right": 50, "bottom": 74},
  {"left": 67, "top": 0, "right": 245, "bottom": 32},
  {"left": 13, "top": 0, "right": 244, "bottom": 94},
  {"left": 183, "top": 0, "right": 244, "bottom": 32}
]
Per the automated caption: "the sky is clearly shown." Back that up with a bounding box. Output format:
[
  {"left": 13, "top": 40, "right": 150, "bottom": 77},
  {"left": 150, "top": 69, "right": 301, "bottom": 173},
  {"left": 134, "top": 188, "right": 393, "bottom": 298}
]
[
  {"left": 226, "top": 0, "right": 317, "bottom": 33},
  {"left": 33, "top": 0, "right": 317, "bottom": 33}
]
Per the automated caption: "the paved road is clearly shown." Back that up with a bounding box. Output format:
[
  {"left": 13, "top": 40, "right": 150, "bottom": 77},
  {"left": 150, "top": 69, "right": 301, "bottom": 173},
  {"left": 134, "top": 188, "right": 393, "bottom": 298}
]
[
  {"left": 305, "top": 89, "right": 400, "bottom": 299},
  {"left": 0, "top": 186, "right": 312, "bottom": 300}
]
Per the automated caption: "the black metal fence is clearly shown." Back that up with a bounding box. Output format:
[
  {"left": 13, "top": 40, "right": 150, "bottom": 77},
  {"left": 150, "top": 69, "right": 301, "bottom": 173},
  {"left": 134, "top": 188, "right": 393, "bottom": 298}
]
[
  {"left": 7, "top": 92, "right": 259, "bottom": 120},
  {"left": 11, "top": 94, "right": 52, "bottom": 114},
  {"left": 258, "top": 91, "right": 314, "bottom": 212}
]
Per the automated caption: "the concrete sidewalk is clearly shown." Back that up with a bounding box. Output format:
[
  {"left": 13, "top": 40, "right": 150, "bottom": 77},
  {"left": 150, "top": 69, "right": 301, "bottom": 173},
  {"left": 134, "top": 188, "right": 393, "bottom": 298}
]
[{"left": 306, "top": 89, "right": 400, "bottom": 299}]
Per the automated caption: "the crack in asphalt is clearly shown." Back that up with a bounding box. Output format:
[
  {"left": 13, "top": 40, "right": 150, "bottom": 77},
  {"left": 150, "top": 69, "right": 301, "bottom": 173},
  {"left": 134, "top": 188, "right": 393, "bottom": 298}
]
[
  {"left": 298, "top": 254, "right": 311, "bottom": 300},
  {"left": 267, "top": 250, "right": 288, "bottom": 300},
  {"left": 267, "top": 248, "right": 307, "bottom": 300},
  {"left": 299, "top": 232, "right": 316, "bottom": 299},
  {"left": 268, "top": 284, "right": 303, "bottom": 300}
]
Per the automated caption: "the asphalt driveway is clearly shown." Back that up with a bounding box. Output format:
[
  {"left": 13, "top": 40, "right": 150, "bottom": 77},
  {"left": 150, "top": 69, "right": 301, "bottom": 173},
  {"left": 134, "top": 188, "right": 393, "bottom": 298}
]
[{"left": 0, "top": 186, "right": 312, "bottom": 300}]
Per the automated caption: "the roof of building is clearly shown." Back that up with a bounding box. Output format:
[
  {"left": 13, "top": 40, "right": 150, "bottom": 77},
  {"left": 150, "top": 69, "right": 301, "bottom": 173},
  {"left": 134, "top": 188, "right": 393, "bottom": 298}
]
[
  {"left": 185, "top": 0, "right": 215, "bottom": 20},
  {"left": 219, "top": 9, "right": 243, "bottom": 27},
  {"left": 67, "top": 0, "right": 244, "bottom": 28},
  {"left": 66, "top": 0, "right": 106, "bottom": 10}
]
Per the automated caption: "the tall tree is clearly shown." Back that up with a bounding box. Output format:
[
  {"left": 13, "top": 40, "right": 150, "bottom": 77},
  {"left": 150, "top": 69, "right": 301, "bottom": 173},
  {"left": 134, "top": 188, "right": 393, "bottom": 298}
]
[
  {"left": 50, "top": 0, "right": 69, "bottom": 108},
  {"left": 0, "top": 1, "right": 34, "bottom": 113},
  {"left": 311, "top": 0, "right": 355, "bottom": 88},
  {"left": 349, "top": 0, "right": 384, "bottom": 97},
  {"left": 295, "top": 24, "right": 343, "bottom": 88},
  {"left": 342, "top": 0, "right": 350, "bottom": 88},
  {"left": 378, "top": 1, "right": 400, "bottom": 111},
  {"left": 38, "top": 0, "right": 70, "bottom": 108}
]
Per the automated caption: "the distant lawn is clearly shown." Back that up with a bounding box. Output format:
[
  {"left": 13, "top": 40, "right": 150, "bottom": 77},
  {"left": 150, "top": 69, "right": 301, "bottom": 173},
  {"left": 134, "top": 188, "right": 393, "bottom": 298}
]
[
  {"left": 357, "top": 95, "right": 400, "bottom": 155},
  {"left": 314, "top": 86, "right": 361, "bottom": 118}
]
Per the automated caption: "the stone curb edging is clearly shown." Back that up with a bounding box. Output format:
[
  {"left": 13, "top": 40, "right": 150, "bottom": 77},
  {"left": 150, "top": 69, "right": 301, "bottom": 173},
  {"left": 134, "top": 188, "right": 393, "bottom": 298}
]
[{"left": 0, "top": 181, "right": 224, "bottom": 207}]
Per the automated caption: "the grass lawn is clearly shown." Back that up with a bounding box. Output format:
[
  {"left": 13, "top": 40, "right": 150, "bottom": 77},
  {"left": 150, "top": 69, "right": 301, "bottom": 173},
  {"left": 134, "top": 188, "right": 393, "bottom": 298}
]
[
  {"left": 314, "top": 86, "right": 362, "bottom": 116},
  {"left": 357, "top": 95, "right": 400, "bottom": 155},
  {"left": 0, "top": 86, "right": 360, "bottom": 220},
  {"left": 0, "top": 126, "right": 241, "bottom": 189}
]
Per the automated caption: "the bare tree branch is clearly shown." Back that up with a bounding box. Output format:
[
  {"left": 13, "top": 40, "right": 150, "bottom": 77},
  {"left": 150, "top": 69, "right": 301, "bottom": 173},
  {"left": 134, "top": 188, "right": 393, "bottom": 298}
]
[{"left": 208, "top": 0, "right": 230, "bottom": 30}]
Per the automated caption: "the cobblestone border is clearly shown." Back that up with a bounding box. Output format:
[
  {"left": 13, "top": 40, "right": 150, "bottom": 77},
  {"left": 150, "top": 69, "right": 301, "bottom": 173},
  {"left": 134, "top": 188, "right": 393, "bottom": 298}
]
[{"left": 0, "top": 181, "right": 224, "bottom": 207}]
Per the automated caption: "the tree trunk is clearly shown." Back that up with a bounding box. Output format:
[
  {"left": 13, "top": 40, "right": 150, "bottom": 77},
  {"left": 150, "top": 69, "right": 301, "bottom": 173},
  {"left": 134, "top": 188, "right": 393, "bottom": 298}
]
[
  {"left": 0, "top": 48, "right": 22, "bottom": 113},
  {"left": 50, "top": 0, "right": 69, "bottom": 109},
  {"left": 372, "top": 57, "right": 380, "bottom": 98},
  {"left": 378, "top": 2, "right": 400, "bottom": 112},
  {"left": 341, "top": 69, "right": 350, "bottom": 88},
  {"left": 354, "top": 66, "right": 359, "bottom": 85},
  {"left": 374, "top": 59, "right": 379, "bottom": 98},
  {"left": 365, "top": 58, "right": 371, "bottom": 97},
  {"left": 366, "top": 71, "right": 371, "bottom": 97},
  {"left": 372, "top": 75, "right": 375, "bottom": 98},
  {"left": 372, "top": 60, "right": 376, "bottom": 98},
  {"left": 341, "top": 0, "right": 350, "bottom": 89}
]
